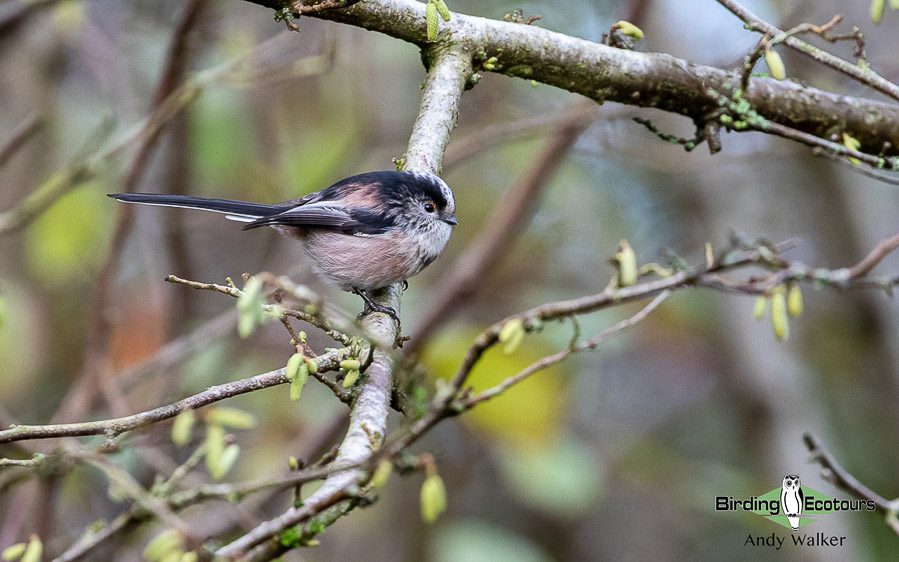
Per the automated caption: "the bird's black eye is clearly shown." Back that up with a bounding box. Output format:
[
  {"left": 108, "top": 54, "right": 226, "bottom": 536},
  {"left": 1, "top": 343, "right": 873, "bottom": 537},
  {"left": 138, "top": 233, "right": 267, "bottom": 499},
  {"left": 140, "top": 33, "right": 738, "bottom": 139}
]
[{"left": 424, "top": 201, "right": 436, "bottom": 213}]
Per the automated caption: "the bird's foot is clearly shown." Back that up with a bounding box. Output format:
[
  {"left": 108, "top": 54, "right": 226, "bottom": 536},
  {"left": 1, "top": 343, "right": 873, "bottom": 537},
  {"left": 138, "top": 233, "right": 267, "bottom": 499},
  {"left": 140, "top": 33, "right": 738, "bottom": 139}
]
[{"left": 353, "top": 288, "right": 401, "bottom": 328}]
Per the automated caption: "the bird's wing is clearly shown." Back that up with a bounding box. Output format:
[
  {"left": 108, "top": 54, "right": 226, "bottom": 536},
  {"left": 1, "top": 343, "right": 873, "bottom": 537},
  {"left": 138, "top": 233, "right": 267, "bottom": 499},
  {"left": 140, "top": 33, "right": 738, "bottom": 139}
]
[{"left": 241, "top": 202, "right": 358, "bottom": 231}]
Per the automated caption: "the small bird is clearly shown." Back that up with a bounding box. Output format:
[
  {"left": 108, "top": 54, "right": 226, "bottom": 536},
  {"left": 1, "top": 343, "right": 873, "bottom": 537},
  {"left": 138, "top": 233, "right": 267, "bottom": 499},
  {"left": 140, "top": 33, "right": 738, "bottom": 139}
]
[{"left": 109, "top": 170, "right": 457, "bottom": 322}]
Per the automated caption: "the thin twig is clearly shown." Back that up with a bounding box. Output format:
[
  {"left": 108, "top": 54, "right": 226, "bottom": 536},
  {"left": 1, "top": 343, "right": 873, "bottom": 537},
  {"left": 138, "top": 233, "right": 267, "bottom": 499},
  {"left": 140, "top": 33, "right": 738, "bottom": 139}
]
[
  {"left": 803, "top": 433, "right": 899, "bottom": 515},
  {"left": 461, "top": 290, "right": 671, "bottom": 408},
  {"left": 716, "top": 0, "right": 899, "bottom": 102},
  {"left": 847, "top": 233, "right": 899, "bottom": 279},
  {"left": 0, "top": 350, "right": 341, "bottom": 445}
]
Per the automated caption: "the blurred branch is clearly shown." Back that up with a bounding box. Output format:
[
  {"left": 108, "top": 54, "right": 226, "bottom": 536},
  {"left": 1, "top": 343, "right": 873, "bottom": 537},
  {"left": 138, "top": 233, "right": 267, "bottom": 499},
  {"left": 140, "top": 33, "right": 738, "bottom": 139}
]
[
  {"left": 68, "top": 0, "right": 211, "bottom": 429},
  {"left": 118, "top": 308, "right": 237, "bottom": 391},
  {"left": 442, "top": 103, "right": 605, "bottom": 168},
  {"left": 716, "top": 0, "right": 899, "bottom": 102},
  {"left": 242, "top": 0, "right": 899, "bottom": 161},
  {"left": 847, "top": 233, "right": 899, "bottom": 278},
  {"left": 80, "top": 455, "right": 193, "bottom": 538},
  {"left": 0, "top": 112, "right": 41, "bottom": 168},
  {"left": 0, "top": 38, "right": 331, "bottom": 236},
  {"left": 0, "top": 0, "right": 56, "bottom": 38},
  {"left": 53, "top": 456, "right": 352, "bottom": 562},
  {"left": 408, "top": 106, "right": 590, "bottom": 353},
  {"left": 803, "top": 433, "right": 899, "bottom": 534}
]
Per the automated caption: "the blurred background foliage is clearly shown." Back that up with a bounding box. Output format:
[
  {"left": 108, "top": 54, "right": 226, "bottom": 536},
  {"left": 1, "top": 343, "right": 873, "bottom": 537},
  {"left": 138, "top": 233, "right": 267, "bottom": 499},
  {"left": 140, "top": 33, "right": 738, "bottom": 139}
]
[{"left": 0, "top": 0, "right": 898, "bottom": 560}]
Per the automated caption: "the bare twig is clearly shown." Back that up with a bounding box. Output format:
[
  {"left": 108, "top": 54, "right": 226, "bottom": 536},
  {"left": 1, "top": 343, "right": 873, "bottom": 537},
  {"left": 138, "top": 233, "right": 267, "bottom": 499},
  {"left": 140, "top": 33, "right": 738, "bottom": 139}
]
[
  {"left": 803, "top": 433, "right": 899, "bottom": 521},
  {"left": 0, "top": 350, "right": 341, "bottom": 445},
  {"left": 461, "top": 290, "right": 671, "bottom": 408},
  {"left": 716, "top": 0, "right": 899, "bottom": 102},
  {"left": 166, "top": 274, "right": 355, "bottom": 345},
  {"left": 847, "top": 233, "right": 899, "bottom": 279}
]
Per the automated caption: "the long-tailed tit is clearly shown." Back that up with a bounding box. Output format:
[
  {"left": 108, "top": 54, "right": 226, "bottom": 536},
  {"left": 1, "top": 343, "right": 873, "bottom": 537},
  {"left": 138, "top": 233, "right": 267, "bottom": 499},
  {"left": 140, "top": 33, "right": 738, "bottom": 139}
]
[{"left": 109, "top": 170, "right": 457, "bottom": 321}]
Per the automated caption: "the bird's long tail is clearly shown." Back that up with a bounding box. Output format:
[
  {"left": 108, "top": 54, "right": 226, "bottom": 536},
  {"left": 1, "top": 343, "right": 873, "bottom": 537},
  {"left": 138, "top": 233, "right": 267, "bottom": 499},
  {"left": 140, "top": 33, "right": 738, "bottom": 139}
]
[{"left": 107, "top": 193, "right": 287, "bottom": 223}]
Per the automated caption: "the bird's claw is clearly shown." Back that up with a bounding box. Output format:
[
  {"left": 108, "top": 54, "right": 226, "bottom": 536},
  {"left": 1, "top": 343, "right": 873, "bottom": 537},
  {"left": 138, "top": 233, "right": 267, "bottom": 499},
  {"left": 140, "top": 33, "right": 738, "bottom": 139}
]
[{"left": 353, "top": 288, "right": 401, "bottom": 329}]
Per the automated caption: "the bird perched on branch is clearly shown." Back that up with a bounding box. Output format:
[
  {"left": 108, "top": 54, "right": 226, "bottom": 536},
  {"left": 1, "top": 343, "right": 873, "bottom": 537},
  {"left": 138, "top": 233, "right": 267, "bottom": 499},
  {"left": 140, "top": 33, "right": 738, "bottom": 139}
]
[{"left": 109, "top": 170, "right": 457, "bottom": 322}]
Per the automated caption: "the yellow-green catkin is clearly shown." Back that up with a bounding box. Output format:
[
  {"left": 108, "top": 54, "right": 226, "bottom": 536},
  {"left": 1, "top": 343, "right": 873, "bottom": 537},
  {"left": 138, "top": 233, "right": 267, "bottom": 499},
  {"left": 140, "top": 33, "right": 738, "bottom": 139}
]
[
  {"left": 872, "top": 0, "right": 886, "bottom": 24},
  {"left": 764, "top": 48, "right": 786, "bottom": 80},
  {"left": 371, "top": 460, "right": 393, "bottom": 488},
  {"left": 787, "top": 284, "right": 803, "bottom": 317},
  {"left": 420, "top": 474, "right": 447, "bottom": 523},
  {"left": 2, "top": 543, "right": 27, "bottom": 562},
  {"left": 426, "top": 1, "right": 439, "bottom": 41},
  {"left": 498, "top": 318, "right": 525, "bottom": 355},
  {"left": 436, "top": 0, "right": 451, "bottom": 22},
  {"left": 171, "top": 410, "right": 196, "bottom": 446},
  {"left": 771, "top": 291, "right": 789, "bottom": 341},
  {"left": 205, "top": 407, "right": 256, "bottom": 429},
  {"left": 753, "top": 296, "right": 768, "bottom": 319},
  {"left": 615, "top": 240, "right": 638, "bottom": 287},
  {"left": 613, "top": 20, "right": 644, "bottom": 39}
]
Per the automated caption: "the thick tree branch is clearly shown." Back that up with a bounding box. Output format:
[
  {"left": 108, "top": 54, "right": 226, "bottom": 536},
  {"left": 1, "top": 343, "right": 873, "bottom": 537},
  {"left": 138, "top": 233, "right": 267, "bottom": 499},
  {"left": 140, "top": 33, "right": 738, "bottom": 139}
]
[{"left": 240, "top": 0, "right": 899, "bottom": 160}]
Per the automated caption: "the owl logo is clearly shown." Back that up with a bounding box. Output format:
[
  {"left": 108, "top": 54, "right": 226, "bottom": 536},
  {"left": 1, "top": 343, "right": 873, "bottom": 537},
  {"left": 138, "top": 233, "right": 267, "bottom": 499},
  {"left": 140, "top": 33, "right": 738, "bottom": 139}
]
[{"left": 781, "top": 474, "right": 803, "bottom": 531}]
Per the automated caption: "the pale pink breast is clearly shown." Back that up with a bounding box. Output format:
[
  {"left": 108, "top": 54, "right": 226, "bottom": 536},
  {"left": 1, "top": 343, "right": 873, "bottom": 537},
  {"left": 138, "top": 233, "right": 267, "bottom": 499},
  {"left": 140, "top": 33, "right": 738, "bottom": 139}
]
[{"left": 303, "top": 231, "right": 427, "bottom": 291}]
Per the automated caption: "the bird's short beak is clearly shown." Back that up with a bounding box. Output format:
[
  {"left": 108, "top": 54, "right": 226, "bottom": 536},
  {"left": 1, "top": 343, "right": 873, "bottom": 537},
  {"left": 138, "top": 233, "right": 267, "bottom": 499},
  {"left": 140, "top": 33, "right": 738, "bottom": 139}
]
[{"left": 442, "top": 215, "right": 458, "bottom": 226}]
